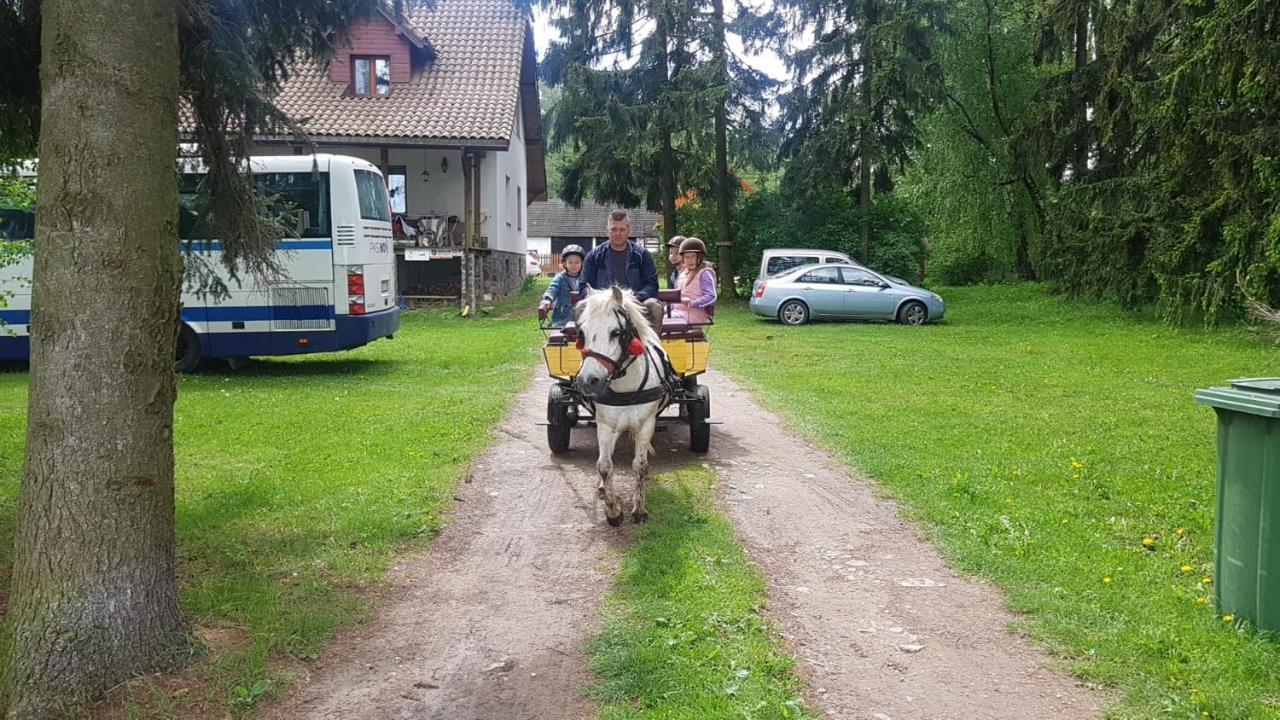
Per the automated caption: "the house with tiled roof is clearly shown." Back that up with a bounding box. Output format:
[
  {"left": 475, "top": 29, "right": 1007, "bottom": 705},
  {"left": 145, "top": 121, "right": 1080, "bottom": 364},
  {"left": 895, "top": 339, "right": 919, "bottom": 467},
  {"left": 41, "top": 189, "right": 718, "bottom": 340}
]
[
  {"left": 526, "top": 200, "right": 664, "bottom": 273},
  {"left": 252, "top": 0, "right": 547, "bottom": 300}
]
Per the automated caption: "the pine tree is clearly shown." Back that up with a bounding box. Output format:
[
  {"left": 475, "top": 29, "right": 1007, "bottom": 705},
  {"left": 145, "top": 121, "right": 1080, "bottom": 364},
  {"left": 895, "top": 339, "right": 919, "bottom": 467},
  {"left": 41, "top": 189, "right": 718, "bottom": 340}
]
[{"left": 780, "top": 0, "right": 948, "bottom": 264}]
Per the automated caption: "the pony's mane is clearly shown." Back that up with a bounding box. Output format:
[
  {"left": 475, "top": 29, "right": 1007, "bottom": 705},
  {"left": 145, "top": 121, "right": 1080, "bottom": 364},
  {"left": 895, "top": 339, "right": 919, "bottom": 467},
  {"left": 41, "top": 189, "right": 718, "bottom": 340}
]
[{"left": 578, "top": 287, "right": 659, "bottom": 345}]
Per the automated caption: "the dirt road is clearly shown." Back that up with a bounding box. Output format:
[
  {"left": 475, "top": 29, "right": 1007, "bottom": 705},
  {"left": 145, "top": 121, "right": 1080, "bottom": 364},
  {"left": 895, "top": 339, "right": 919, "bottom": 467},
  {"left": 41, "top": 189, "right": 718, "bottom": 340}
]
[{"left": 271, "top": 369, "right": 1099, "bottom": 719}]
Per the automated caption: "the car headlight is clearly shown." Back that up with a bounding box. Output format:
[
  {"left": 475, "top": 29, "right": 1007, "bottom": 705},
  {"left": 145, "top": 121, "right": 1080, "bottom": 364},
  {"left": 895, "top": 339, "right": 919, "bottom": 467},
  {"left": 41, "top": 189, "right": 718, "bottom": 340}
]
[{"left": 930, "top": 293, "right": 942, "bottom": 302}]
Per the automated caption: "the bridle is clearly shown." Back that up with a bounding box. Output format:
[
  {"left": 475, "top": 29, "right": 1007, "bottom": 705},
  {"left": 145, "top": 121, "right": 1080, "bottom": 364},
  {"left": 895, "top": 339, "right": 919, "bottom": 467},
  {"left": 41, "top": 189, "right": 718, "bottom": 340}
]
[
  {"left": 576, "top": 308, "right": 643, "bottom": 381},
  {"left": 576, "top": 308, "right": 675, "bottom": 406}
]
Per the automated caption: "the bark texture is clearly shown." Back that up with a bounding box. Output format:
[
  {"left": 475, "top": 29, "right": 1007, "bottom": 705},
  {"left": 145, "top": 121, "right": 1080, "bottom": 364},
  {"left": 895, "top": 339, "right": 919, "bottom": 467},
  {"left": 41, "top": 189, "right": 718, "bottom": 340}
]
[{"left": 4, "top": 0, "right": 187, "bottom": 716}]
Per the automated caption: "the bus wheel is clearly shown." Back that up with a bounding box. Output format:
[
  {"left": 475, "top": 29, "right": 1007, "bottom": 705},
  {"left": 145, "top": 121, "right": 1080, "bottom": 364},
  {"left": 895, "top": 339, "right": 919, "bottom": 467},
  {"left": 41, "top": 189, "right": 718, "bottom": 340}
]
[{"left": 175, "top": 325, "right": 203, "bottom": 373}]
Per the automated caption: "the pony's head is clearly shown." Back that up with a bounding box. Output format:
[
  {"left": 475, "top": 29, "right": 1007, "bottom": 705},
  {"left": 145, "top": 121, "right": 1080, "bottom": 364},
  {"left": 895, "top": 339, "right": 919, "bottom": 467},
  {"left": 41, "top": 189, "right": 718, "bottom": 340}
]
[{"left": 573, "top": 286, "right": 658, "bottom": 397}]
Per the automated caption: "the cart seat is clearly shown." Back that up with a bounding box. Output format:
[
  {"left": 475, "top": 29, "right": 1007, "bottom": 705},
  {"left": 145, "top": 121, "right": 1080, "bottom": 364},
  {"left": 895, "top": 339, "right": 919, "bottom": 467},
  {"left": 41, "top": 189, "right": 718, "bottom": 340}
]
[{"left": 548, "top": 323, "right": 576, "bottom": 344}]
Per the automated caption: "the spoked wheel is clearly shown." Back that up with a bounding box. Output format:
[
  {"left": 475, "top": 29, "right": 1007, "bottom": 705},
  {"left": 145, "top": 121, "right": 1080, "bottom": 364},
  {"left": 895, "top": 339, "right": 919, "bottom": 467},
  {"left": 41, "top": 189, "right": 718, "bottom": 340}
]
[
  {"left": 547, "top": 384, "right": 573, "bottom": 454},
  {"left": 175, "top": 324, "right": 203, "bottom": 373},
  {"left": 779, "top": 300, "right": 809, "bottom": 326},
  {"left": 897, "top": 301, "right": 927, "bottom": 325},
  {"left": 689, "top": 384, "right": 711, "bottom": 454}
]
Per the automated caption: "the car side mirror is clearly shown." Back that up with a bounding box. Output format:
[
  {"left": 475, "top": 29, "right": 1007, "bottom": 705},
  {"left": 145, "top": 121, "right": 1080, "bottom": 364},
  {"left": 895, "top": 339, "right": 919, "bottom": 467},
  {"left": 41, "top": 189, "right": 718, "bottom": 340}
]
[{"left": 877, "top": 281, "right": 890, "bottom": 289}]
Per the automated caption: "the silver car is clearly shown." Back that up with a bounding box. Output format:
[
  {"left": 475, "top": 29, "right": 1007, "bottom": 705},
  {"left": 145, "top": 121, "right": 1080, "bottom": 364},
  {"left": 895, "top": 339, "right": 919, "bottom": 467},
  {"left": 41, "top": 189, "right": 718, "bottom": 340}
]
[{"left": 749, "top": 263, "right": 945, "bottom": 325}]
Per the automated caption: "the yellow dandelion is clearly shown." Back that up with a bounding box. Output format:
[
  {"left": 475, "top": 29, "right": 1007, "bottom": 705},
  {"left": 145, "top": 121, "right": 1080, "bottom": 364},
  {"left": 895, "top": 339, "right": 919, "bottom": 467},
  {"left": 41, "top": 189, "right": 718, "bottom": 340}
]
[
  {"left": 1223, "top": 614, "right": 1235, "bottom": 622},
  {"left": 1142, "top": 537, "right": 1156, "bottom": 548},
  {"left": 1202, "top": 576, "right": 1213, "bottom": 585},
  {"left": 1195, "top": 596, "right": 1209, "bottom": 604},
  {"left": 1071, "top": 460, "right": 1084, "bottom": 469},
  {"left": 1177, "top": 527, "right": 1187, "bottom": 536},
  {"left": 1181, "top": 564, "right": 1193, "bottom": 573},
  {"left": 1103, "top": 576, "right": 1114, "bottom": 584}
]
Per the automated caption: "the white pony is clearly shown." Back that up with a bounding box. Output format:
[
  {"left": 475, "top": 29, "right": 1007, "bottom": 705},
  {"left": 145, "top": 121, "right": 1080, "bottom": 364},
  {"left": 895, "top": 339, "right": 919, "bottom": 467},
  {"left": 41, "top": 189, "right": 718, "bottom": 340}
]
[{"left": 573, "top": 286, "right": 674, "bottom": 525}]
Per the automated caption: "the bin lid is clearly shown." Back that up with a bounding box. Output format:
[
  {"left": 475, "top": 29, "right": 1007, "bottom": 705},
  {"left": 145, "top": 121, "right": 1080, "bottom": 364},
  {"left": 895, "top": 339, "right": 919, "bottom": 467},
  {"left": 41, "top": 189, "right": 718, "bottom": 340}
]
[
  {"left": 1195, "top": 378, "right": 1280, "bottom": 418},
  {"left": 1231, "top": 378, "right": 1280, "bottom": 393}
]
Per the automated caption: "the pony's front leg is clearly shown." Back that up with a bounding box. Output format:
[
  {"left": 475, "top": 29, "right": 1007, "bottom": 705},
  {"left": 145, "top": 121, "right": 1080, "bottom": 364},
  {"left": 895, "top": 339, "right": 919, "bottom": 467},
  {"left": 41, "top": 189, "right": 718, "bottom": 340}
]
[
  {"left": 630, "top": 413, "right": 658, "bottom": 523},
  {"left": 596, "top": 423, "right": 624, "bottom": 526}
]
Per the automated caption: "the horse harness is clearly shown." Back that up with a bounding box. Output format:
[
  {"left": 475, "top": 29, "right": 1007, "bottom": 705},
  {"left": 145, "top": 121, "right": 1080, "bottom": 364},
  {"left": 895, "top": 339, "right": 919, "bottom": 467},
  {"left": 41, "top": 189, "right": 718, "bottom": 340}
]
[{"left": 576, "top": 309, "right": 679, "bottom": 407}]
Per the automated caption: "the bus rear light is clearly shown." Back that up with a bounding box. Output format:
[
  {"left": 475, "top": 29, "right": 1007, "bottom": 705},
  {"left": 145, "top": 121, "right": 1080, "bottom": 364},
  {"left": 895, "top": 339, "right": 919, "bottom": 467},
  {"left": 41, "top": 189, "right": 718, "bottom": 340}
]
[
  {"left": 297, "top": 337, "right": 310, "bottom": 346},
  {"left": 347, "top": 266, "right": 366, "bottom": 309}
]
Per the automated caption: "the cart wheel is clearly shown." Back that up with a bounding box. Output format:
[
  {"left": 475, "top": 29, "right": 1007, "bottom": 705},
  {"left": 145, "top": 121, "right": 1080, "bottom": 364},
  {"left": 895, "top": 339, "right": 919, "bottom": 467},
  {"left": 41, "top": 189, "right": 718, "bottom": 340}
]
[
  {"left": 689, "top": 384, "right": 710, "bottom": 454},
  {"left": 548, "top": 384, "right": 572, "bottom": 454}
]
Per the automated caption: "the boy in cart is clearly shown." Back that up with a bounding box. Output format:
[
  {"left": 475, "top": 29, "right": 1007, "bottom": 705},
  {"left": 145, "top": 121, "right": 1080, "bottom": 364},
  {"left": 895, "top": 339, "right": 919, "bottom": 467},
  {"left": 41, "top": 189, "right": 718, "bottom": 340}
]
[{"left": 537, "top": 244, "right": 587, "bottom": 327}]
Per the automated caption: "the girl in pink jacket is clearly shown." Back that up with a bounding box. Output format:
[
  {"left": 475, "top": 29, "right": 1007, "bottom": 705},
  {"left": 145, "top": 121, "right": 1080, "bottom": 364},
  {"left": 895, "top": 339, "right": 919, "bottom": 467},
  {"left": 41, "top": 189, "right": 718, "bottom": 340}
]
[{"left": 673, "top": 237, "right": 717, "bottom": 325}]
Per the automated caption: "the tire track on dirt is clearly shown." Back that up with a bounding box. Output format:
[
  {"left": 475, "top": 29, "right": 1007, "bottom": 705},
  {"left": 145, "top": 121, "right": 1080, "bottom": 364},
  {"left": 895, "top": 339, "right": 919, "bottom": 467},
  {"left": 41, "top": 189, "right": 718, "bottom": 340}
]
[
  {"left": 269, "top": 374, "right": 634, "bottom": 720},
  {"left": 700, "top": 368, "right": 1103, "bottom": 719}
]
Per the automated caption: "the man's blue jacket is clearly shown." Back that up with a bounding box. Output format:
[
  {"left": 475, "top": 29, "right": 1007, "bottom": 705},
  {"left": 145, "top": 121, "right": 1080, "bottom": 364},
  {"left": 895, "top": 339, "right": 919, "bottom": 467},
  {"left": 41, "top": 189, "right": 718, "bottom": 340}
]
[{"left": 581, "top": 241, "right": 660, "bottom": 301}]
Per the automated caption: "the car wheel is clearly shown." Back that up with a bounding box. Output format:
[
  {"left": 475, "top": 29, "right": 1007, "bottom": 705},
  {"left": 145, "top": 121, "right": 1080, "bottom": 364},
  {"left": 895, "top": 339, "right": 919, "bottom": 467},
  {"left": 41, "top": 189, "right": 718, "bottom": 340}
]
[
  {"left": 175, "top": 324, "right": 203, "bottom": 373},
  {"left": 898, "top": 301, "right": 927, "bottom": 325},
  {"left": 778, "top": 300, "right": 809, "bottom": 326}
]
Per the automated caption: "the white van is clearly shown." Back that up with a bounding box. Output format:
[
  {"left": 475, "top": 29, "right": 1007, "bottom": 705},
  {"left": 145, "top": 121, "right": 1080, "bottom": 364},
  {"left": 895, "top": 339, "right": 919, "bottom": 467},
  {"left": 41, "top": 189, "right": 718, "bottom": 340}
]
[{"left": 759, "top": 248, "right": 862, "bottom": 279}]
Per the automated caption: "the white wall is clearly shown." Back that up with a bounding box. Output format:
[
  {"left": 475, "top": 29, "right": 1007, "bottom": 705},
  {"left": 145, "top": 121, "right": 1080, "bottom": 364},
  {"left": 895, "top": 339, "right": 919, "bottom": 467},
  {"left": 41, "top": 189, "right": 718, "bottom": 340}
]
[
  {"left": 528, "top": 236, "right": 551, "bottom": 255},
  {"left": 482, "top": 99, "right": 529, "bottom": 255},
  {"left": 386, "top": 147, "right": 465, "bottom": 220}
]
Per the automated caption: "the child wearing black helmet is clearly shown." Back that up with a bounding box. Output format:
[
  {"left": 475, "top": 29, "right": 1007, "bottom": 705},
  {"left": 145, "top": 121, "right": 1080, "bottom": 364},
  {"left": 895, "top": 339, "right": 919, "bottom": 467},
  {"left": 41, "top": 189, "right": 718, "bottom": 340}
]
[{"left": 538, "top": 244, "right": 586, "bottom": 326}]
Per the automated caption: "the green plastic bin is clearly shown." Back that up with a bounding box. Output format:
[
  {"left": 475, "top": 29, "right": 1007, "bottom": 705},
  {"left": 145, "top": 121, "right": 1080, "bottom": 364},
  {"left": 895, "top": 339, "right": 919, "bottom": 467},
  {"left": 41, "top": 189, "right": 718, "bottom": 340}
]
[{"left": 1195, "top": 378, "right": 1280, "bottom": 631}]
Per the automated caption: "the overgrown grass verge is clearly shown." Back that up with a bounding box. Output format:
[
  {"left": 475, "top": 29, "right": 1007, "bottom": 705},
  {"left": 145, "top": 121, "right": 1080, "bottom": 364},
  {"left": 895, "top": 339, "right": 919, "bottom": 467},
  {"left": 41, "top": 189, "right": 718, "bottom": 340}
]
[
  {"left": 0, "top": 287, "right": 544, "bottom": 717},
  {"left": 589, "top": 466, "right": 815, "bottom": 720},
  {"left": 712, "top": 284, "right": 1280, "bottom": 719}
]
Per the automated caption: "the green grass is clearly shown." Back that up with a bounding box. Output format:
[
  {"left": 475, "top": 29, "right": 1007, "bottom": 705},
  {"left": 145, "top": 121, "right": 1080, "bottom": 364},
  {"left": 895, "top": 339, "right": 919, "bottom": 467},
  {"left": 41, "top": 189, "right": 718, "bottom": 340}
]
[
  {"left": 0, "top": 287, "right": 545, "bottom": 715},
  {"left": 713, "top": 284, "right": 1280, "bottom": 719},
  {"left": 589, "top": 467, "right": 815, "bottom": 720}
]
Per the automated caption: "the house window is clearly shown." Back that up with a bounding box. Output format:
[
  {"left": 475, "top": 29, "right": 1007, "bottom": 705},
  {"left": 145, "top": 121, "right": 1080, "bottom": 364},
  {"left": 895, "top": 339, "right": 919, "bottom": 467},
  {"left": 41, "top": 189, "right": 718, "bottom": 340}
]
[
  {"left": 505, "top": 175, "right": 512, "bottom": 227},
  {"left": 517, "top": 186, "right": 523, "bottom": 230},
  {"left": 386, "top": 166, "right": 407, "bottom": 213},
  {"left": 353, "top": 56, "right": 391, "bottom": 96}
]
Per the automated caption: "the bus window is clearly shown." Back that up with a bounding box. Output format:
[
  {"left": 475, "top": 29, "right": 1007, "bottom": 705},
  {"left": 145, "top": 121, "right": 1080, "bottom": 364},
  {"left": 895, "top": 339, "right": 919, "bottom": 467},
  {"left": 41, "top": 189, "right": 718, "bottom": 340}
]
[
  {"left": 178, "top": 172, "right": 332, "bottom": 239},
  {"left": 257, "top": 172, "right": 331, "bottom": 238},
  {"left": 354, "top": 169, "right": 390, "bottom": 222}
]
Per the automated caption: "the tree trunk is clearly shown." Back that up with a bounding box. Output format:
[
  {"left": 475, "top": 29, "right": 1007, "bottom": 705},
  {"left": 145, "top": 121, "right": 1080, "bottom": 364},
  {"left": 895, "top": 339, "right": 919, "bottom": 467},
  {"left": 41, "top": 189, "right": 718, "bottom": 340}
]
[
  {"left": 5, "top": 0, "right": 187, "bottom": 716},
  {"left": 655, "top": 3, "right": 679, "bottom": 255},
  {"left": 859, "top": 9, "right": 873, "bottom": 265},
  {"left": 1073, "top": 0, "right": 1090, "bottom": 179},
  {"left": 709, "top": 0, "right": 735, "bottom": 297}
]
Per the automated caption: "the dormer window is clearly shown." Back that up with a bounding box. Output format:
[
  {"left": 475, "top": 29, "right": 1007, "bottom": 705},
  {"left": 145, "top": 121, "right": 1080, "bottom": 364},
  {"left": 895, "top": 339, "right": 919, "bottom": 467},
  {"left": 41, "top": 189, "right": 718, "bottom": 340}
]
[{"left": 353, "top": 56, "right": 391, "bottom": 96}]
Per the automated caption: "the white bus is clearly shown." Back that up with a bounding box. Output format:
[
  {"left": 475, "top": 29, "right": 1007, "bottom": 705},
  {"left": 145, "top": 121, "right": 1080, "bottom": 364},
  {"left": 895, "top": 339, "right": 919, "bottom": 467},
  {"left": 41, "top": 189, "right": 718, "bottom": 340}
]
[{"left": 0, "top": 154, "right": 399, "bottom": 369}]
